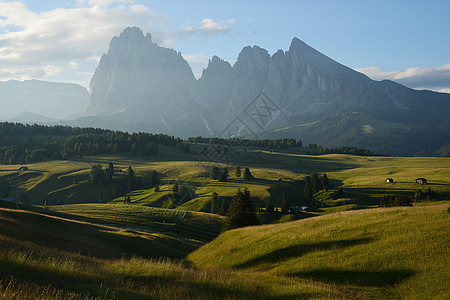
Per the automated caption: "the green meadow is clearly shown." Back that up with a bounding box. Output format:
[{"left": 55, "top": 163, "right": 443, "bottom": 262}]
[{"left": 0, "top": 147, "right": 449, "bottom": 298}]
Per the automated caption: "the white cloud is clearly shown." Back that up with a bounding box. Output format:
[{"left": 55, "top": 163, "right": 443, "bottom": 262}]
[
  {"left": 0, "top": 0, "right": 171, "bottom": 84},
  {"left": 177, "top": 18, "right": 234, "bottom": 36},
  {"left": 355, "top": 63, "right": 450, "bottom": 94},
  {"left": 68, "top": 62, "right": 79, "bottom": 69},
  {"left": 0, "top": 1, "right": 237, "bottom": 86}
]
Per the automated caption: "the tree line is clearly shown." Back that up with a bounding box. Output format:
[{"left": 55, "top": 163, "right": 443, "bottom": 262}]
[{"left": 0, "top": 122, "right": 180, "bottom": 164}]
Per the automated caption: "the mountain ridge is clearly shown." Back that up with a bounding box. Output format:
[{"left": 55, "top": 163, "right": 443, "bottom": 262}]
[{"left": 82, "top": 27, "right": 450, "bottom": 155}]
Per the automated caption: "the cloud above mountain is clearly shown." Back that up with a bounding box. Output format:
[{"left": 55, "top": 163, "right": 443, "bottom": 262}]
[
  {"left": 0, "top": 1, "right": 235, "bottom": 86},
  {"left": 356, "top": 64, "right": 450, "bottom": 93}
]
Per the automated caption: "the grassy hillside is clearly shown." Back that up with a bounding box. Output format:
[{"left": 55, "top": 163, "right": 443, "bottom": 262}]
[
  {"left": 1, "top": 151, "right": 449, "bottom": 218},
  {"left": 189, "top": 203, "right": 450, "bottom": 299},
  {"left": 0, "top": 207, "right": 353, "bottom": 299},
  {"left": 48, "top": 203, "right": 224, "bottom": 242}
]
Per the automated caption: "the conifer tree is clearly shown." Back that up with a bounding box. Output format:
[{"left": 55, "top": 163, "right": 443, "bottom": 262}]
[
  {"left": 150, "top": 170, "right": 159, "bottom": 187},
  {"left": 210, "top": 166, "right": 220, "bottom": 180},
  {"left": 243, "top": 167, "right": 253, "bottom": 180},
  {"left": 311, "top": 173, "right": 321, "bottom": 193},
  {"left": 220, "top": 198, "right": 228, "bottom": 216},
  {"left": 321, "top": 173, "right": 329, "bottom": 190},
  {"left": 234, "top": 165, "right": 241, "bottom": 178},
  {"left": 222, "top": 189, "right": 259, "bottom": 232},
  {"left": 211, "top": 192, "right": 219, "bottom": 214},
  {"left": 281, "top": 192, "right": 289, "bottom": 212},
  {"left": 126, "top": 166, "right": 136, "bottom": 191},
  {"left": 219, "top": 168, "right": 229, "bottom": 182},
  {"left": 265, "top": 200, "right": 274, "bottom": 213},
  {"left": 304, "top": 175, "right": 313, "bottom": 206}
]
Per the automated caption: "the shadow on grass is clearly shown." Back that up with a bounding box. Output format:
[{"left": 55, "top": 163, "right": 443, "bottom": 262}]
[
  {"left": 290, "top": 268, "right": 415, "bottom": 287},
  {"left": 236, "top": 238, "right": 373, "bottom": 269}
]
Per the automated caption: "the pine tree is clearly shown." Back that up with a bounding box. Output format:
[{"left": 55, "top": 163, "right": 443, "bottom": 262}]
[
  {"left": 311, "top": 173, "right": 321, "bottom": 193},
  {"left": 172, "top": 181, "right": 180, "bottom": 194},
  {"left": 219, "top": 168, "right": 229, "bottom": 182},
  {"left": 281, "top": 192, "right": 289, "bottom": 212},
  {"left": 210, "top": 166, "right": 220, "bottom": 180},
  {"left": 98, "top": 190, "right": 104, "bottom": 203},
  {"left": 211, "top": 192, "right": 219, "bottom": 214},
  {"left": 321, "top": 173, "right": 329, "bottom": 190},
  {"left": 243, "top": 167, "right": 253, "bottom": 180},
  {"left": 108, "top": 162, "right": 114, "bottom": 175},
  {"left": 126, "top": 166, "right": 136, "bottom": 191},
  {"left": 112, "top": 184, "right": 118, "bottom": 198},
  {"left": 222, "top": 189, "right": 259, "bottom": 232},
  {"left": 234, "top": 165, "right": 241, "bottom": 178},
  {"left": 265, "top": 200, "right": 274, "bottom": 213},
  {"left": 150, "top": 170, "right": 159, "bottom": 187},
  {"left": 220, "top": 198, "right": 228, "bottom": 216},
  {"left": 304, "top": 176, "right": 313, "bottom": 206}
]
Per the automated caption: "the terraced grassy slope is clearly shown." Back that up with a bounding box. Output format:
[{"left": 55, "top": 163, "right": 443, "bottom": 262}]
[
  {"left": 189, "top": 203, "right": 450, "bottom": 299},
  {"left": 1, "top": 149, "right": 449, "bottom": 217},
  {"left": 48, "top": 203, "right": 224, "bottom": 242},
  {"left": 0, "top": 206, "right": 353, "bottom": 299}
]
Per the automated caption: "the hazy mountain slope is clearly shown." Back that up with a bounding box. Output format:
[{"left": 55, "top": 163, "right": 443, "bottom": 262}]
[
  {"left": 86, "top": 27, "right": 209, "bottom": 137},
  {"left": 0, "top": 79, "right": 89, "bottom": 120},
  {"left": 81, "top": 27, "right": 450, "bottom": 155}
]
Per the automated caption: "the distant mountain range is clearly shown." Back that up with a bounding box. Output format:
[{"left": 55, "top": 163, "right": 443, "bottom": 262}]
[
  {"left": 2, "top": 27, "right": 450, "bottom": 156},
  {"left": 0, "top": 79, "right": 89, "bottom": 121},
  {"left": 82, "top": 27, "right": 450, "bottom": 156}
]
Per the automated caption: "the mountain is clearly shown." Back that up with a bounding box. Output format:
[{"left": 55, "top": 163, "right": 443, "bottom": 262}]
[
  {"left": 7, "top": 111, "right": 57, "bottom": 124},
  {"left": 0, "top": 80, "right": 90, "bottom": 121},
  {"left": 83, "top": 27, "right": 450, "bottom": 156},
  {"left": 86, "top": 27, "right": 209, "bottom": 137}
]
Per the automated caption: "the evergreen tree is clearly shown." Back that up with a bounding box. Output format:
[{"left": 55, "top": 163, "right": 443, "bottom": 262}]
[
  {"left": 126, "top": 166, "right": 136, "bottom": 191},
  {"left": 98, "top": 190, "right": 104, "bottom": 203},
  {"left": 243, "top": 167, "right": 253, "bottom": 180},
  {"left": 281, "top": 192, "right": 289, "bottom": 212},
  {"left": 222, "top": 189, "right": 259, "bottom": 232},
  {"left": 220, "top": 198, "right": 228, "bottom": 216},
  {"left": 211, "top": 192, "right": 219, "bottom": 214},
  {"left": 112, "top": 184, "right": 118, "bottom": 198},
  {"left": 172, "top": 181, "right": 180, "bottom": 194},
  {"left": 89, "top": 164, "right": 104, "bottom": 184},
  {"left": 210, "top": 166, "right": 220, "bottom": 180},
  {"left": 150, "top": 170, "right": 159, "bottom": 187},
  {"left": 108, "top": 162, "right": 114, "bottom": 175},
  {"left": 234, "top": 165, "right": 241, "bottom": 178},
  {"left": 219, "top": 168, "right": 229, "bottom": 182},
  {"left": 304, "top": 176, "right": 313, "bottom": 206},
  {"left": 265, "top": 200, "right": 274, "bottom": 213},
  {"left": 321, "top": 173, "right": 329, "bottom": 190},
  {"left": 311, "top": 173, "right": 321, "bottom": 193}
]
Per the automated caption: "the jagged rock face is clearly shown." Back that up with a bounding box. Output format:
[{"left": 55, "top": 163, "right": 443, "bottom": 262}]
[
  {"left": 84, "top": 27, "right": 450, "bottom": 154},
  {"left": 86, "top": 27, "right": 206, "bottom": 136}
]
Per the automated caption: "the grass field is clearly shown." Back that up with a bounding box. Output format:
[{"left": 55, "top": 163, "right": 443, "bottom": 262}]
[
  {"left": 0, "top": 206, "right": 355, "bottom": 299},
  {"left": 0, "top": 149, "right": 449, "bottom": 298},
  {"left": 1, "top": 149, "right": 449, "bottom": 215},
  {"left": 189, "top": 203, "right": 450, "bottom": 299}
]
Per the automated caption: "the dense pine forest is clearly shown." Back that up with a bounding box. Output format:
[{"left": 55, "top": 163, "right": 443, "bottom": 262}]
[
  {"left": 0, "top": 122, "right": 382, "bottom": 165},
  {"left": 0, "top": 122, "right": 178, "bottom": 164}
]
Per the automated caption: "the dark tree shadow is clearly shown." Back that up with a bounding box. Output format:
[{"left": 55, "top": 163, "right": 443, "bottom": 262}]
[
  {"left": 290, "top": 268, "right": 415, "bottom": 287},
  {"left": 236, "top": 238, "right": 373, "bottom": 269}
]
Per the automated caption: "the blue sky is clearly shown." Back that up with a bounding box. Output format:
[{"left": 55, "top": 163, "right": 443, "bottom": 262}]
[{"left": 0, "top": 0, "right": 449, "bottom": 92}]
